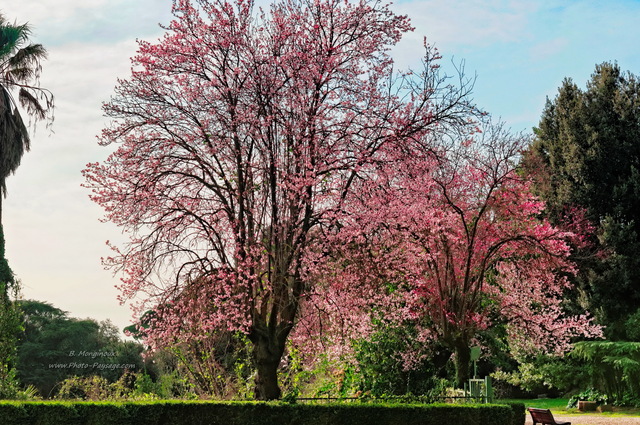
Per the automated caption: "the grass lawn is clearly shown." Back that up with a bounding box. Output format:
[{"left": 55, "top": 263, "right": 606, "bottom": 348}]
[{"left": 499, "top": 398, "right": 640, "bottom": 417}]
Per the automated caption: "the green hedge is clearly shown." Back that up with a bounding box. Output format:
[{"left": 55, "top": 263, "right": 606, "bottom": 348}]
[
  {"left": 0, "top": 401, "right": 514, "bottom": 425},
  {"left": 498, "top": 402, "right": 525, "bottom": 425}
]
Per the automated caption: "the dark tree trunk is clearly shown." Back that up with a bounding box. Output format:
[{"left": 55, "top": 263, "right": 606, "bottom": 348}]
[
  {"left": 250, "top": 325, "right": 288, "bottom": 400},
  {"left": 453, "top": 340, "right": 471, "bottom": 388},
  {"left": 254, "top": 353, "right": 281, "bottom": 400}
]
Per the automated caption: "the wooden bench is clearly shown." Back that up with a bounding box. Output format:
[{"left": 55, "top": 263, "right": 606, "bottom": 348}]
[{"left": 528, "top": 408, "right": 571, "bottom": 425}]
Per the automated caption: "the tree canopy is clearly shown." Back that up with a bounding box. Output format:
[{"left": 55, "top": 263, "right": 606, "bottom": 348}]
[
  {"left": 16, "top": 300, "right": 144, "bottom": 398},
  {"left": 84, "top": 0, "right": 477, "bottom": 399},
  {"left": 85, "top": 0, "right": 600, "bottom": 399},
  {"left": 526, "top": 62, "right": 640, "bottom": 338}
]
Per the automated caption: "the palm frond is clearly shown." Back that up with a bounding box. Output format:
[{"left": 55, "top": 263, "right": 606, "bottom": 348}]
[
  {"left": 0, "top": 15, "right": 53, "bottom": 197},
  {"left": 7, "top": 44, "right": 47, "bottom": 77},
  {"left": 5, "top": 66, "right": 35, "bottom": 83},
  {"left": 0, "top": 29, "right": 19, "bottom": 59},
  {"left": 18, "top": 87, "right": 46, "bottom": 121},
  {"left": 0, "top": 21, "right": 31, "bottom": 55}
]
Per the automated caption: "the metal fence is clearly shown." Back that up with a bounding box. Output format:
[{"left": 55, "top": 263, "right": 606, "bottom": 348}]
[{"left": 292, "top": 376, "right": 494, "bottom": 405}]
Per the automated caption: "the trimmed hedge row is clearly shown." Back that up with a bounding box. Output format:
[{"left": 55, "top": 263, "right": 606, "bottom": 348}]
[
  {"left": 0, "top": 401, "right": 517, "bottom": 425},
  {"left": 500, "top": 401, "right": 526, "bottom": 425}
]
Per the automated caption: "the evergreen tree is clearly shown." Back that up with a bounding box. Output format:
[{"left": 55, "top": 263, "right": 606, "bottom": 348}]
[{"left": 526, "top": 62, "right": 640, "bottom": 338}]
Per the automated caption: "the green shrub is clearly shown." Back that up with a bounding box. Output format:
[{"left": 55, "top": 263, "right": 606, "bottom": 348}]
[
  {"left": 492, "top": 355, "right": 589, "bottom": 396},
  {"left": 0, "top": 403, "right": 29, "bottom": 425},
  {"left": 352, "top": 321, "right": 450, "bottom": 397},
  {"left": 22, "top": 402, "right": 81, "bottom": 425},
  {"left": 567, "top": 388, "right": 608, "bottom": 408},
  {"left": 74, "top": 403, "right": 130, "bottom": 425},
  {"left": 56, "top": 376, "right": 112, "bottom": 401},
  {"left": 570, "top": 341, "right": 640, "bottom": 404},
  {"left": 0, "top": 401, "right": 513, "bottom": 425},
  {"left": 496, "top": 401, "right": 525, "bottom": 425}
]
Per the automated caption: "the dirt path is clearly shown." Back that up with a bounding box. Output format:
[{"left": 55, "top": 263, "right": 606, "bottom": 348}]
[{"left": 526, "top": 414, "right": 640, "bottom": 425}]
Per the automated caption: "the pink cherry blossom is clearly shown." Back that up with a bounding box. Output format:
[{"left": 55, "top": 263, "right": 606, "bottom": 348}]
[
  {"left": 83, "top": 0, "right": 478, "bottom": 399},
  {"left": 300, "top": 120, "right": 601, "bottom": 387}
]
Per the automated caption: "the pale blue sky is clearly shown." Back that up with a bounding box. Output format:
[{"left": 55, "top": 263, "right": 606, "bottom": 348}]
[{"left": 3, "top": 0, "right": 640, "bottom": 333}]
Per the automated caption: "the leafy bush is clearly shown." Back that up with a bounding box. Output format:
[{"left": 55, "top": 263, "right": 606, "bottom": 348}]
[
  {"left": 624, "top": 309, "right": 640, "bottom": 341},
  {"left": 492, "top": 354, "right": 589, "bottom": 396},
  {"left": 493, "top": 401, "right": 525, "bottom": 425},
  {"left": 54, "top": 371, "right": 199, "bottom": 401},
  {"left": 56, "top": 376, "right": 112, "bottom": 401},
  {"left": 0, "top": 400, "right": 514, "bottom": 425},
  {"left": 571, "top": 341, "right": 640, "bottom": 404},
  {"left": 0, "top": 281, "right": 22, "bottom": 400},
  {"left": 567, "top": 388, "right": 608, "bottom": 408},
  {"left": 16, "top": 300, "right": 146, "bottom": 398},
  {"left": 352, "top": 320, "right": 451, "bottom": 397}
]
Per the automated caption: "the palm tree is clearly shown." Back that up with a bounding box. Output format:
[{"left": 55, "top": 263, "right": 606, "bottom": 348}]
[
  {"left": 0, "top": 15, "right": 53, "bottom": 396},
  {"left": 0, "top": 14, "right": 54, "bottom": 223}
]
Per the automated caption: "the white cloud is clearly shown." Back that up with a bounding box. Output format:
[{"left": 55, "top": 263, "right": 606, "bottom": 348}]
[
  {"left": 528, "top": 37, "right": 569, "bottom": 63},
  {"left": 2, "top": 0, "right": 111, "bottom": 26},
  {"left": 394, "top": 1, "right": 535, "bottom": 45},
  {"left": 3, "top": 38, "right": 141, "bottom": 332},
  {"left": 3, "top": 1, "right": 171, "bottom": 46}
]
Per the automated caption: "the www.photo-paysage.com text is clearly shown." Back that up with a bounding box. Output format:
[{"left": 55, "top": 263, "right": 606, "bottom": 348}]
[{"left": 48, "top": 362, "right": 136, "bottom": 370}]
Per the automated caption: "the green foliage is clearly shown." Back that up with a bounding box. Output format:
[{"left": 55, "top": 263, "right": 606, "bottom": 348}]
[
  {"left": 530, "top": 63, "right": 640, "bottom": 223},
  {"left": 154, "top": 330, "right": 252, "bottom": 399},
  {"left": 570, "top": 341, "right": 640, "bottom": 404},
  {"left": 0, "top": 400, "right": 514, "bottom": 425},
  {"left": 278, "top": 352, "right": 355, "bottom": 399},
  {"left": 0, "top": 282, "right": 22, "bottom": 399},
  {"left": 0, "top": 364, "right": 20, "bottom": 399},
  {"left": 567, "top": 388, "right": 608, "bottom": 408},
  {"left": 492, "top": 355, "right": 589, "bottom": 395},
  {"left": 54, "top": 371, "right": 200, "bottom": 402},
  {"left": 14, "top": 385, "right": 40, "bottom": 401},
  {"left": 0, "top": 226, "right": 15, "bottom": 290},
  {"left": 56, "top": 376, "right": 112, "bottom": 401},
  {"left": 0, "top": 224, "right": 21, "bottom": 399},
  {"left": 150, "top": 370, "right": 198, "bottom": 400},
  {"left": 589, "top": 218, "right": 640, "bottom": 338},
  {"left": 494, "top": 341, "right": 640, "bottom": 406},
  {"left": 624, "top": 309, "right": 640, "bottom": 341},
  {"left": 278, "top": 320, "right": 454, "bottom": 401},
  {"left": 501, "top": 398, "right": 568, "bottom": 411},
  {"left": 277, "top": 342, "right": 304, "bottom": 401},
  {"left": 138, "top": 349, "right": 187, "bottom": 398},
  {"left": 352, "top": 321, "right": 451, "bottom": 397},
  {"left": 15, "top": 300, "right": 145, "bottom": 398},
  {"left": 74, "top": 402, "right": 131, "bottom": 425},
  {"left": 525, "top": 62, "right": 640, "bottom": 337},
  {"left": 497, "top": 401, "right": 526, "bottom": 425},
  {"left": 0, "top": 402, "right": 28, "bottom": 425}
]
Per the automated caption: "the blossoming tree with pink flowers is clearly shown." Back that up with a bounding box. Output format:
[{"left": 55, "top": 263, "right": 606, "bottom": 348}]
[
  {"left": 303, "top": 121, "right": 602, "bottom": 387},
  {"left": 83, "top": 0, "right": 478, "bottom": 399}
]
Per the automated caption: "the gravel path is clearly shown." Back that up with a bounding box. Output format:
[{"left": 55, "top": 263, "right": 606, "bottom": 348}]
[{"left": 526, "top": 414, "right": 640, "bottom": 425}]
